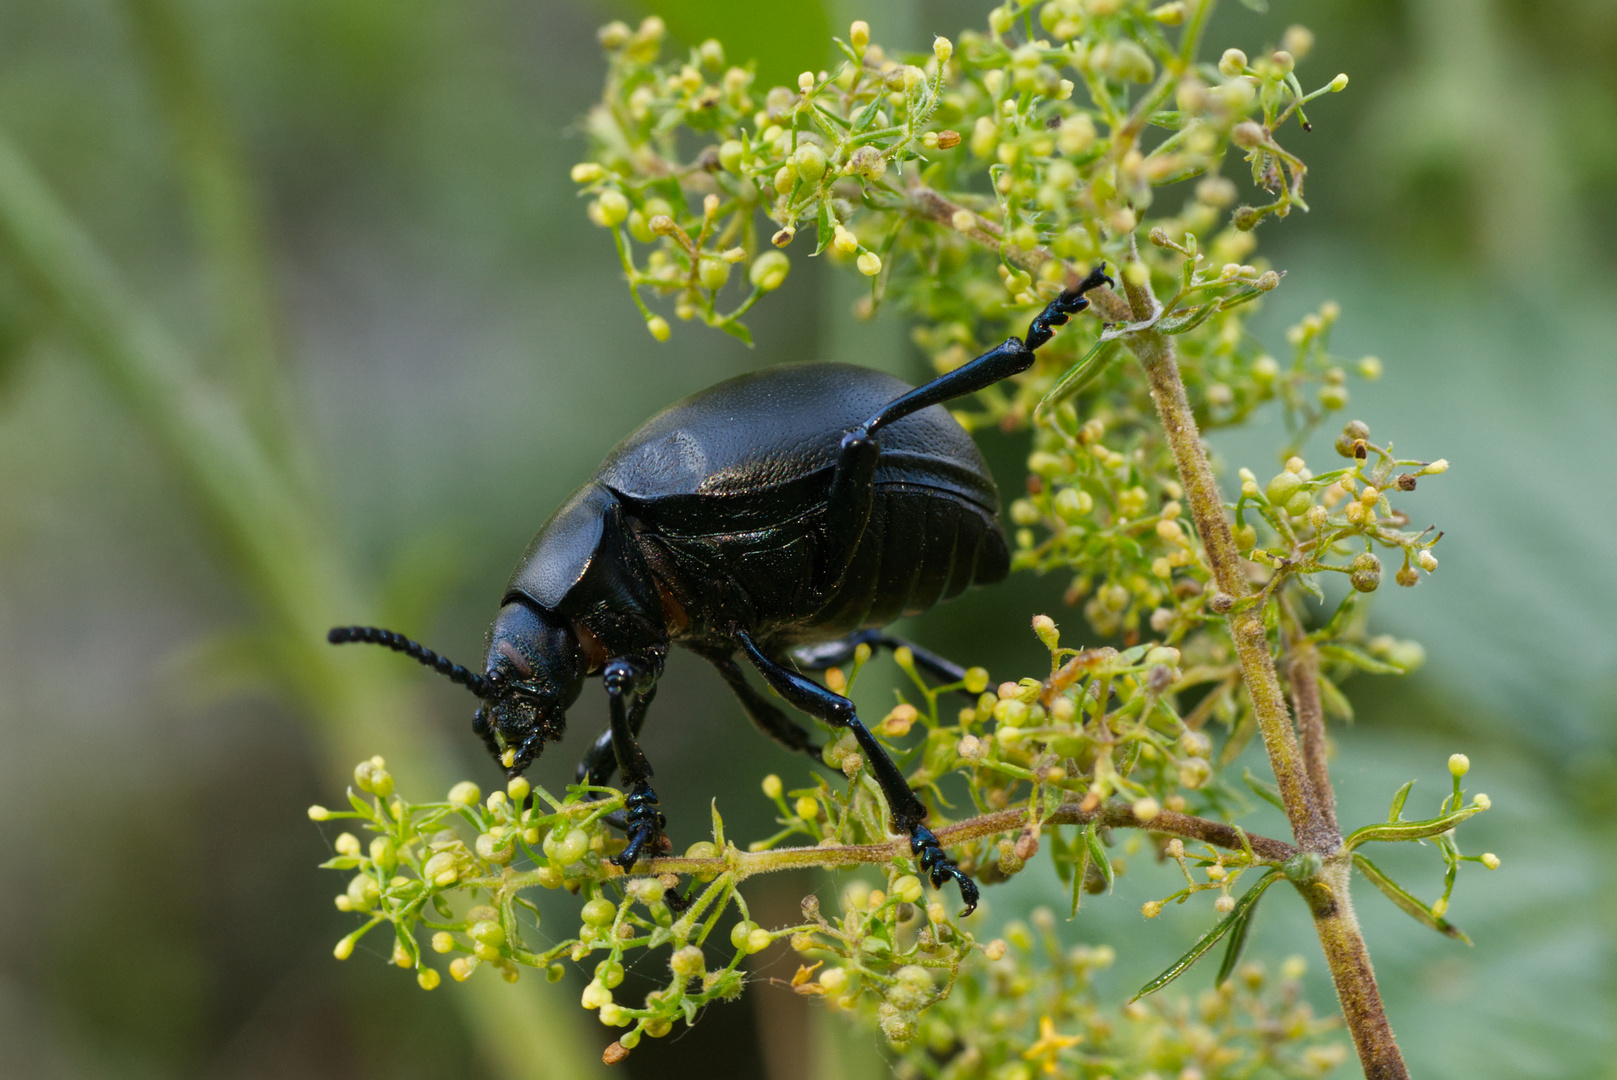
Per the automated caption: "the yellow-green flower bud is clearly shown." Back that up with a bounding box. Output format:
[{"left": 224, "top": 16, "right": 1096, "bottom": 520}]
[
  {"left": 470, "top": 919, "right": 505, "bottom": 948},
  {"left": 750, "top": 251, "right": 790, "bottom": 291},
  {"left": 856, "top": 251, "right": 882, "bottom": 276},
  {"left": 646, "top": 315, "right": 671, "bottom": 341},
  {"left": 1132, "top": 796, "right": 1161, "bottom": 822},
  {"left": 335, "top": 832, "right": 361, "bottom": 857},
  {"left": 1141, "top": 900, "right": 1163, "bottom": 918},
  {"left": 718, "top": 139, "right": 745, "bottom": 174},
  {"left": 448, "top": 781, "right": 480, "bottom": 806},
  {"left": 595, "top": 959, "right": 625, "bottom": 988},
  {"left": 1481, "top": 852, "right": 1500, "bottom": 870},
  {"left": 423, "top": 851, "right": 458, "bottom": 886},
  {"left": 698, "top": 256, "right": 730, "bottom": 291},
  {"left": 307, "top": 805, "right": 331, "bottom": 821},
  {"left": 346, "top": 872, "right": 380, "bottom": 911},
  {"left": 793, "top": 143, "right": 828, "bottom": 182},
  {"left": 594, "top": 190, "right": 629, "bottom": 228},
  {"left": 849, "top": 21, "right": 870, "bottom": 52},
  {"left": 570, "top": 162, "right": 606, "bottom": 184},
  {"left": 934, "top": 36, "right": 953, "bottom": 64},
  {"left": 1473, "top": 793, "right": 1491, "bottom": 810},
  {"left": 891, "top": 875, "right": 924, "bottom": 904},
  {"left": 581, "top": 979, "right": 613, "bottom": 1009},
  {"left": 417, "top": 967, "right": 441, "bottom": 990},
  {"left": 1219, "top": 49, "right": 1248, "bottom": 77},
  {"left": 963, "top": 667, "right": 989, "bottom": 695},
  {"left": 761, "top": 774, "right": 782, "bottom": 799},
  {"left": 543, "top": 827, "right": 590, "bottom": 865},
  {"left": 698, "top": 38, "right": 724, "bottom": 69},
  {"left": 1350, "top": 552, "right": 1381, "bottom": 592},
  {"left": 731, "top": 920, "right": 759, "bottom": 949},
  {"left": 670, "top": 945, "right": 705, "bottom": 978},
  {"left": 1358, "top": 355, "right": 1383, "bottom": 380},
  {"left": 581, "top": 898, "right": 617, "bottom": 927},
  {"left": 1418, "top": 550, "right": 1438, "bottom": 572},
  {"left": 1266, "top": 471, "right": 1303, "bottom": 506},
  {"left": 1448, "top": 753, "right": 1470, "bottom": 777},
  {"left": 746, "top": 928, "right": 772, "bottom": 953},
  {"left": 431, "top": 931, "right": 455, "bottom": 953},
  {"left": 1330, "top": 73, "right": 1349, "bottom": 92}
]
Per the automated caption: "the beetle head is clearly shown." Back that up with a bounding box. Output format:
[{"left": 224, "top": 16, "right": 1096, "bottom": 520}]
[
  {"left": 325, "top": 603, "right": 583, "bottom": 780},
  {"left": 476, "top": 600, "right": 585, "bottom": 777}
]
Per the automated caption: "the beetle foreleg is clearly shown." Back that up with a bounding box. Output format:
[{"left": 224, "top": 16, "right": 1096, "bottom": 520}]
[
  {"left": 735, "top": 630, "right": 979, "bottom": 915},
  {"left": 600, "top": 660, "right": 670, "bottom": 869},
  {"left": 576, "top": 684, "right": 657, "bottom": 788}
]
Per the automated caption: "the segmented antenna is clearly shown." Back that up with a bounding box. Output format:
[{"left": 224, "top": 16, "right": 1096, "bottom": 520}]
[{"left": 327, "top": 626, "right": 490, "bottom": 698}]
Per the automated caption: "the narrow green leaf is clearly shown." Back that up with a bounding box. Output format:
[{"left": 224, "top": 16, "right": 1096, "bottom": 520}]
[
  {"left": 813, "top": 200, "right": 833, "bottom": 257},
  {"left": 1070, "top": 826, "right": 1092, "bottom": 917},
  {"left": 1215, "top": 888, "right": 1261, "bottom": 986},
  {"left": 1354, "top": 854, "right": 1471, "bottom": 944},
  {"left": 710, "top": 798, "right": 726, "bottom": 847},
  {"left": 1387, "top": 779, "right": 1416, "bottom": 822},
  {"left": 1316, "top": 673, "right": 1354, "bottom": 721},
  {"left": 715, "top": 318, "right": 752, "bottom": 346},
  {"left": 1133, "top": 871, "right": 1281, "bottom": 1000},
  {"left": 1084, "top": 823, "right": 1113, "bottom": 894},
  {"left": 1242, "top": 768, "right": 1285, "bottom": 812},
  {"left": 1035, "top": 339, "right": 1119, "bottom": 419},
  {"left": 1319, "top": 643, "right": 1406, "bottom": 676},
  {"left": 1294, "top": 572, "right": 1325, "bottom": 605},
  {"left": 1344, "top": 805, "right": 1481, "bottom": 850}
]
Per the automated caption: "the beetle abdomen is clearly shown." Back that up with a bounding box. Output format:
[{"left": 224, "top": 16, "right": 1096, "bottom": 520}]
[{"left": 781, "top": 482, "right": 1008, "bottom": 645}]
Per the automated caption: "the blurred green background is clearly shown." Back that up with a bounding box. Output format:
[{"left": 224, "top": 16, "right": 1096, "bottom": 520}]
[{"left": 0, "top": 0, "right": 1611, "bottom": 1078}]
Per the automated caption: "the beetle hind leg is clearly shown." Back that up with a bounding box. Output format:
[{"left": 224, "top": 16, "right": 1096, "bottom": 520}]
[
  {"left": 734, "top": 629, "right": 979, "bottom": 915},
  {"left": 789, "top": 630, "right": 975, "bottom": 698}
]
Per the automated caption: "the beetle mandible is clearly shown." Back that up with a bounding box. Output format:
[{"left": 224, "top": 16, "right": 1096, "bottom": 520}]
[{"left": 329, "top": 265, "right": 1112, "bottom": 913}]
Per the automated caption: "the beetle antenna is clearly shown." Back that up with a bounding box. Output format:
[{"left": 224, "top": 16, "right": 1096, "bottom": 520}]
[{"left": 327, "top": 626, "right": 491, "bottom": 698}]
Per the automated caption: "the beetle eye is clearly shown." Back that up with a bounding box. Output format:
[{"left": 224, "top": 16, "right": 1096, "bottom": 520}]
[{"left": 495, "top": 640, "right": 533, "bottom": 676}]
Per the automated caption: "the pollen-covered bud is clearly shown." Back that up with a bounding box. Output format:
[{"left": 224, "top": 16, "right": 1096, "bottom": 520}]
[
  {"left": 1307, "top": 504, "right": 1329, "bottom": 530},
  {"left": 1219, "top": 49, "right": 1248, "bottom": 77},
  {"left": 670, "top": 945, "right": 706, "bottom": 978},
  {"left": 1418, "top": 550, "right": 1438, "bottom": 572},
  {"left": 1032, "top": 614, "right": 1059, "bottom": 649},
  {"left": 423, "top": 851, "right": 458, "bottom": 886},
  {"left": 1350, "top": 552, "right": 1381, "bottom": 592},
  {"left": 1142, "top": 900, "right": 1163, "bottom": 919},
  {"left": 1396, "top": 566, "right": 1419, "bottom": 587},
  {"left": 1214, "top": 894, "right": 1236, "bottom": 914}
]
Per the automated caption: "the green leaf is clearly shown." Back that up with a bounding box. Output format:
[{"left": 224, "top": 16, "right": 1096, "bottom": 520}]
[
  {"left": 813, "top": 201, "right": 833, "bottom": 257},
  {"left": 1133, "top": 871, "right": 1281, "bottom": 1000},
  {"left": 1084, "top": 823, "right": 1113, "bottom": 894},
  {"left": 1316, "top": 673, "right": 1354, "bottom": 721},
  {"left": 1354, "top": 854, "right": 1471, "bottom": 944},
  {"left": 1344, "top": 805, "right": 1482, "bottom": 850},
  {"left": 1215, "top": 884, "right": 1262, "bottom": 986},
  {"left": 1242, "top": 768, "right": 1285, "bottom": 812},
  {"left": 710, "top": 798, "right": 726, "bottom": 847},
  {"left": 1388, "top": 779, "right": 1416, "bottom": 822},
  {"left": 1035, "top": 339, "right": 1119, "bottom": 419},
  {"left": 1319, "top": 643, "right": 1406, "bottom": 676},
  {"left": 715, "top": 318, "right": 753, "bottom": 346},
  {"left": 1294, "top": 572, "right": 1324, "bottom": 605},
  {"left": 1070, "top": 826, "right": 1092, "bottom": 917}
]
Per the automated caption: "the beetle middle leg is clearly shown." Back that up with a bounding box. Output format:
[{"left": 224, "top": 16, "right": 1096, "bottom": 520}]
[
  {"left": 734, "top": 629, "right": 979, "bottom": 915},
  {"left": 599, "top": 659, "right": 670, "bottom": 868},
  {"left": 703, "top": 652, "right": 823, "bottom": 759}
]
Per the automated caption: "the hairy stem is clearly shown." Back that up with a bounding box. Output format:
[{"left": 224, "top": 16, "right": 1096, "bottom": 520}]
[
  {"left": 1287, "top": 635, "right": 1340, "bottom": 841},
  {"left": 618, "top": 798, "right": 1297, "bottom": 880},
  {"left": 1114, "top": 261, "right": 1407, "bottom": 1079}
]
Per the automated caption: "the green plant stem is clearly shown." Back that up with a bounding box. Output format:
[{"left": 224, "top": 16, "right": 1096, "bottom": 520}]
[
  {"left": 0, "top": 126, "right": 609, "bottom": 1080},
  {"left": 621, "top": 798, "right": 1297, "bottom": 881},
  {"left": 123, "top": 0, "right": 294, "bottom": 464},
  {"left": 1114, "top": 262, "right": 1409, "bottom": 1080}
]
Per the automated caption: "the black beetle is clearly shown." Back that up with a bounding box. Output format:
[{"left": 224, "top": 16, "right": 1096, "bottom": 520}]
[{"left": 330, "top": 265, "right": 1112, "bottom": 912}]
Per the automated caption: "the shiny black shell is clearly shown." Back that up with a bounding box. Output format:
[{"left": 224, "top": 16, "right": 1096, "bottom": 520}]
[{"left": 505, "top": 363, "right": 1009, "bottom": 651}]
